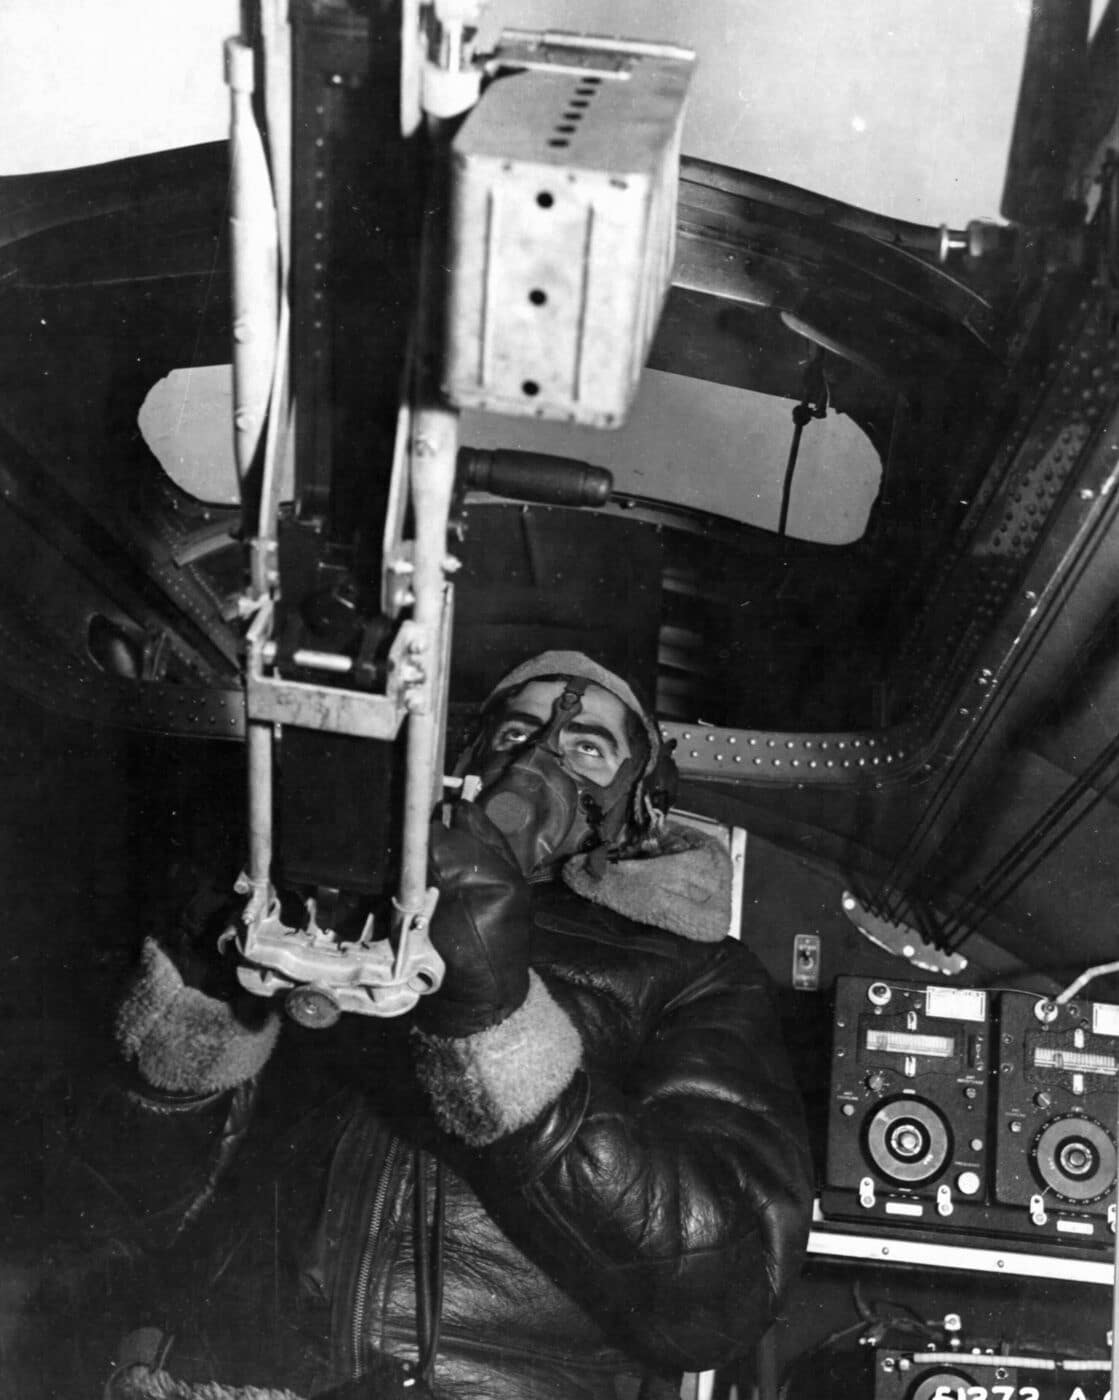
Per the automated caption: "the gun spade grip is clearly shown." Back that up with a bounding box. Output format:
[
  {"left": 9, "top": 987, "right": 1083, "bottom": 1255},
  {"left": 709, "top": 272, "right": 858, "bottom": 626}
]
[{"left": 459, "top": 449, "right": 613, "bottom": 507}]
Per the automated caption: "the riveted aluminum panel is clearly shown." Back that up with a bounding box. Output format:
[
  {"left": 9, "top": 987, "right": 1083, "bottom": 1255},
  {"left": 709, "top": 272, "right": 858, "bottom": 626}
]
[{"left": 664, "top": 722, "right": 924, "bottom": 787}]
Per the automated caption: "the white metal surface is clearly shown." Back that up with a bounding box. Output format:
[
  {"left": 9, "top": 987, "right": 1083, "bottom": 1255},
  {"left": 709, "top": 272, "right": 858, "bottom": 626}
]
[
  {"left": 443, "top": 33, "right": 693, "bottom": 427},
  {"left": 679, "top": 1370, "right": 715, "bottom": 1400},
  {"left": 225, "top": 38, "right": 278, "bottom": 486},
  {"left": 669, "top": 809, "right": 747, "bottom": 939},
  {"left": 675, "top": 811, "right": 744, "bottom": 1399},
  {"left": 808, "top": 1206, "right": 1114, "bottom": 1286},
  {"left": 235, "top": 886, "right": 442, "bottom": 1019}
]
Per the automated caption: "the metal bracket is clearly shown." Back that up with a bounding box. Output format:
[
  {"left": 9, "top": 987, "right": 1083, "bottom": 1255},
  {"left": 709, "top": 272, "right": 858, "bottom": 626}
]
[
  {"left": 840, "top": 890, "right": 968, "bottom": 976},
  {"left": 243, "top": 595, "right": 428, "bottom": 739}
]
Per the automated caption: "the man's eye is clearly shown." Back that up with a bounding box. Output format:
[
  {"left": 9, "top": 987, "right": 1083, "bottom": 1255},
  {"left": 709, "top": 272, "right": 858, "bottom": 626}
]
[
  {"left": 496, "top": 724, "right": 531, "bottom": 747},
  {"left": 575, "top": 739, "right": 604, "bottom": 759}
]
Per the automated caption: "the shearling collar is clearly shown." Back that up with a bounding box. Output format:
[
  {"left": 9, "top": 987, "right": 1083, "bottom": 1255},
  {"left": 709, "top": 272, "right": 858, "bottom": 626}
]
[{"left": 560, "top": 822, "right": 732, "bottom": 942}]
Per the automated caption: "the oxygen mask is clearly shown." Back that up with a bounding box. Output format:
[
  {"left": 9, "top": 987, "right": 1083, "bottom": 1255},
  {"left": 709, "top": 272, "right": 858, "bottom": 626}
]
[{"left": 472, "top": 685, "right": 631, "bottom": 879}]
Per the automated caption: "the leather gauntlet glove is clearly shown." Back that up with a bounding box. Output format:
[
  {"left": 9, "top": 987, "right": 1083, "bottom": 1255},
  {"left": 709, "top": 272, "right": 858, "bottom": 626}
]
[{"left": 414, "top": 802, "right": 532, "bottom": 1038}]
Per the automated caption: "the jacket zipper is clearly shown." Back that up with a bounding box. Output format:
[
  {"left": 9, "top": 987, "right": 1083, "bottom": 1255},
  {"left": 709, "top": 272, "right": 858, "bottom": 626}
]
[{"left": 350, "top": 1133, "right": 403, "bottom": 1379}]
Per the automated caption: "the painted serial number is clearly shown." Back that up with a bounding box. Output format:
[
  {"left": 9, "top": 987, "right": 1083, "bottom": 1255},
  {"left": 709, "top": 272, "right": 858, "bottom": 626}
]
[{"left": 932, "top": 1388, "right": 1107, "bottom": 1400}]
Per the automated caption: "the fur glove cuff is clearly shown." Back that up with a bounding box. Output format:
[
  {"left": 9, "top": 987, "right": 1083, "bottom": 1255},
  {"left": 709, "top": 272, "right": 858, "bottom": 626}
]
[
  {"left": 115, "top": 937, "right": 281, "bottom": 1095},
  {"left": 412, "top": 970, "right": 582, "bottom": 1146}
]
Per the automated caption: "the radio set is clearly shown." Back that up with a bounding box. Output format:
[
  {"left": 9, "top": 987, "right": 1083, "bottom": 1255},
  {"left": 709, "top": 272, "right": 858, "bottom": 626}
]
[
  {"left": 994, "top": 992, "right": 1119, "bottom": 1233},
  {"left": 822, "top": 976, "right": 1119, "bottom": 1249},
  {"left": 872, "top": 1349, "right": 1110, "bottom": 1400}
]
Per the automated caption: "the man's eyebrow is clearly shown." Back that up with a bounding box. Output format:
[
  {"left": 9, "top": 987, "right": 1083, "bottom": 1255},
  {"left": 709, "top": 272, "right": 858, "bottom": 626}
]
[
  {"left": 496, "top": 707, "right": 550, "bottom": 730},
  {"left": 496, "top": 709, "right": 623, "bottom": 755},
  {"left": 564, "top": 720, "right": 622, "bottom": 755}
]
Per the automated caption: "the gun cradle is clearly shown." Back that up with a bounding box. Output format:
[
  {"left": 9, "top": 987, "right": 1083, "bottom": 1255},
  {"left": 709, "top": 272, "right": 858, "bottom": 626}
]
[{"left": 233, "top": 887, "right": 442, "bottom": 1026}]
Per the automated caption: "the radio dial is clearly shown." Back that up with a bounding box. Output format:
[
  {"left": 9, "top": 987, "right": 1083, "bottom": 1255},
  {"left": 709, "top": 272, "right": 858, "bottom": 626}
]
[
  {"left": 1031, "top": 1115, "right": 1116, "bottom": 1203},
  {"left": 956, "top": 1170, "right": 982, "bottom": 1195},
  {"left": 865, "top": 1071, "right": 888, "bottom": 1093}
]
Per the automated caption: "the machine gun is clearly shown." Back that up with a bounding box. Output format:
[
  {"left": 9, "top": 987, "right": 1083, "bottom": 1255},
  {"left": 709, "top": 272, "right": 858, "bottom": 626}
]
[{"left": 221, "top": 0, "right": 693, "bottom": 1026}]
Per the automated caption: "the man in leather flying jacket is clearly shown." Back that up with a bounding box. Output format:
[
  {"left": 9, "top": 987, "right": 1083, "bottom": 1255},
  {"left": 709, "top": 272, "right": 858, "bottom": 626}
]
[{"left": 66, "top": 650, "right": 813, "bottom": 1400}]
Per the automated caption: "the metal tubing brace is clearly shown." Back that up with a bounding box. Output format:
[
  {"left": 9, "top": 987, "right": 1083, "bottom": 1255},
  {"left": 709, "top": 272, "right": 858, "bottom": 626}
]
[
  {"left": 396, "top": 403, "right": 459, "bottom": 926},
  {"left": 225, "top": 37, "right": 280, "bottom": 486},
  {"left": 244, "top": 723, "right": 274, "bottom": 928}
]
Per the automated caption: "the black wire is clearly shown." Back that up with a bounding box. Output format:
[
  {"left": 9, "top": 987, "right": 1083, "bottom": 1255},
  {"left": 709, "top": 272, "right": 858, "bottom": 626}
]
[
  {"left": 777, "top": 1284, "right": 940, "bottom": 1400},
  {"left": 854, "top": 1281, "right": 939, "bottom": 1339},
  {"left": 420, "top": 1159, "right": 446, "bottom": 1384},
  {"left": 952, "top": 739, "right": 1119, "bottom": 935},
  {"left": 910, "top": 894, "right": 948, "bottom": 951},
  {"left": 777, "top": 350, "right": 828, "bottom": 545},
  {"left": 778, "top": 404, "right": 814, "bottom": 541},
  {"left": 413, "top": 1147, "right": 446, "bottom": 1387},
  {"left": 938, "top": 729, "right": 1119, "bottom": 944},
  {"left": 946, "top": 756, "right": 1119, "bottom": 952},
  {"left": 776, "top": 1321, "right": 867, "bottom": 1400},
  {"left": 869, "top": 462, "right": 1119, "bottom": 930},
  {"left": 413, "top": 1146, "right": 431, "bottom": 1374}
]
